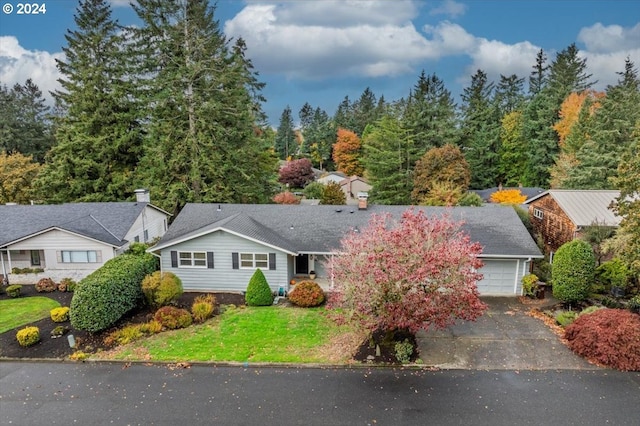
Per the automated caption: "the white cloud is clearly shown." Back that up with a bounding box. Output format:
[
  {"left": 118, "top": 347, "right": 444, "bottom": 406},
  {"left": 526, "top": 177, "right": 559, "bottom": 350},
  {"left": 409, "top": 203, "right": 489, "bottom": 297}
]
[
  {"left": 430, "top": 0, "right": 467, "bottom": 18},
  {"left": 0, "top": 36, "right": 63, "bottom": 100},
  {"left": 578, "top": 22, "right": 640, "bottom": 54},
  {"left": 109, "top": 0, "right": 133, "bottom": 8}
]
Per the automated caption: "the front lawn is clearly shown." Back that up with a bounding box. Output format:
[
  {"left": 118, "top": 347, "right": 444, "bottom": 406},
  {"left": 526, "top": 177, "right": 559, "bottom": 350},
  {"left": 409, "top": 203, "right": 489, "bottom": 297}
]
[
  {"left": 0, "top": 297, "right": 61, "bottom": 333},
  {"left": 102, "top": 305, "right": 362, "bottom": 364}
]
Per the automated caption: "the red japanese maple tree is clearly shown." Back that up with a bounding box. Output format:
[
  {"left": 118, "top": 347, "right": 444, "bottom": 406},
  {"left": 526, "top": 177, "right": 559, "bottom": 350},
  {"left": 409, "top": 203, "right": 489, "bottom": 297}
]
[{"left": 328, "top": 209, "right": 487, "bottom": 335}]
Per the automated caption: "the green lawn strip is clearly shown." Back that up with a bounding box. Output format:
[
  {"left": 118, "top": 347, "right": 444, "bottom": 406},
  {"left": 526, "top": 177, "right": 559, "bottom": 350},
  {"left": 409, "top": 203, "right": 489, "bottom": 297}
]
[
  {"left": 110, "top": 306, "right": 344, "bottom": 363},
  {"left": 0, "top": 297, "right": 61, "bottom": 333}
]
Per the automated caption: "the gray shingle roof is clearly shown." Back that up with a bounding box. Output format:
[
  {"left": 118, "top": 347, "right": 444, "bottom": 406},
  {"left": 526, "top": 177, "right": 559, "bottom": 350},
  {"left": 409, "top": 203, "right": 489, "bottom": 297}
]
[
  {"left": 154, "top": 203, "right": 542, "bottom": 258},
  {"left": 0, "top": 202, "right": 152, "bottom": 247},
  {"left": 525, "top": 190, "right": 621, "bottom": 227}
]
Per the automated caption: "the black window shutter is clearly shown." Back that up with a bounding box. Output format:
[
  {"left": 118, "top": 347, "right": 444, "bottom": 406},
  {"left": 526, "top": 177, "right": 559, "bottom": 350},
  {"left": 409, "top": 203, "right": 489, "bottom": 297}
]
[
  {"left": 269, "top": 253, "right": 276, "bottom": 270},
  {"left": 170, "top": 251, "right": 178, "bottom": 268},
  {"left": 232, "top": 252, "right": 239, "bottom": 269},
  {"left": 207, "top": 252, "right": 214, "bottom": 269}
]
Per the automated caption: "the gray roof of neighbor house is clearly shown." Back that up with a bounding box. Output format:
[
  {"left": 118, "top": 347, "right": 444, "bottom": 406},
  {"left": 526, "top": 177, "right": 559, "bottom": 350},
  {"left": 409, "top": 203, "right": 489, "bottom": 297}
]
[
  {"left": 153, "top": 203, "right": 542, "bottom": 258},
  {"left": 0, "top": 202, "right": 164, "bottom": 248},
  {"left": 525, "top": 189, "right": 621, "bottom": 227},
  {"left": 471, "top": 187, "right": 546, "bottom": 202}
]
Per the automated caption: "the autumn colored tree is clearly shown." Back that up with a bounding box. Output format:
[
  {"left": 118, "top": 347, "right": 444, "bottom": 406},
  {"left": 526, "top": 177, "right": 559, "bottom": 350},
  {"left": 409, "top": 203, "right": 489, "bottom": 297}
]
[
  {"left": 328, "top": 209, "right": 487, "bottom": 340},
  {"left": 419, "top": 181, "right": 464, "bottom": 206},
  {"left": 0, "top": 151, "right": 42, "bottom": 204},
  {"left": 489, "top": 189, "right": 527, "bottom": 204},
  {"left": 411, "top": 144, "right": 470, "bottom": 204},
  {"left": 273, "top": 191, "right": 300, "bottom": 205},
  {"left": 278, "top": 158, "right": 315, "bottom": 188},
  {"left": 498, "top": 111, "right": 527, "bottom": 186},
  {"left": 332, "top": 128, "right": 364, "bottom": 176},
  {"left": 320, "top": 181, "right": 346, "bottom": 205}
]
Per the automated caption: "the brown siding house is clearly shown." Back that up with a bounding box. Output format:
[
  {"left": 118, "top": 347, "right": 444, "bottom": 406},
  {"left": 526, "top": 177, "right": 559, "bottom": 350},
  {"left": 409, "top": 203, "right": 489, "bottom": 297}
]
[{"left": 524, "top": 190, "right": 621, "bottom": 253}]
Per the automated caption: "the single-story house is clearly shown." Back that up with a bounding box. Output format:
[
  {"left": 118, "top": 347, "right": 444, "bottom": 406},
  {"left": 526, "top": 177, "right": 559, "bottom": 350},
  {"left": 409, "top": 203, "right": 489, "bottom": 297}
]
[
  {"left": 339, "top": 176, "right": 372, "bottom": 204},
  {"left": 524, "top": 189, "right": 621, "bottom": 253},
  {"left": 150, "top": 201, "right": 542, "bottom": 296},
  {"left": 0, "top": 189, "right": 170, "bottom": 284},
  {"left": 317, "top": 171, "right": 347, "bottom": 185}
]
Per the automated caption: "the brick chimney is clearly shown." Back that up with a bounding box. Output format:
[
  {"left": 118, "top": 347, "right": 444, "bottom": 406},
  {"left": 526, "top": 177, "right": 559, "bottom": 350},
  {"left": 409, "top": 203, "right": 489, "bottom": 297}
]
[
  {"left": 134, "top": 188, "right": 150, "bottom": 203},
  {"left": 357, "top": 192, "right": 368, "bottom": 210}
]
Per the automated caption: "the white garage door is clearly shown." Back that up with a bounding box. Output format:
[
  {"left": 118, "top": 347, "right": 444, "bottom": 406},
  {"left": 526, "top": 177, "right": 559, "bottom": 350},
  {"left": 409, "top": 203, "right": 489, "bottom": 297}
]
[{"left": 477, "top": 259, "right": 518, "bottom": 295}]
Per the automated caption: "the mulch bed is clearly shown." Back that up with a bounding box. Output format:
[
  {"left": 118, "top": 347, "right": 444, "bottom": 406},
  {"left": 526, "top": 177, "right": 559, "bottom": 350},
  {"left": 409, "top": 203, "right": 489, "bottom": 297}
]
[
  {"left": 0, "top": 285, "right": 245, "bottom": 360},
  {"left": 1, "top": 286, "right": 415, "bottom": 364}
]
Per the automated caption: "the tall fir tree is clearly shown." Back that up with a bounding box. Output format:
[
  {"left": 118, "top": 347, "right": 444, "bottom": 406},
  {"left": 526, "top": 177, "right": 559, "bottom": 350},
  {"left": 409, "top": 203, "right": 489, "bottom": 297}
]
[
  {"left": 497, "top": 111, "right": 528, "bottom": 186},
  {"left": 459, "top": 69, "right": 501, "bottom": 189},
  {"left": 35, "top": 0, "right": 141, "bottom": 202},
  {"left": 275, "top": 106, "right": 296, "bottom": 159},
  {"left": 361, "top": 114, "right": 413, "bottom": 204},
  {"left": 132, "top": 0, "right": 277, "bottom": 215},
  {"left": 529, "top": 48, "right": 548, "bottom": 95},
  {"left": 351, "top": 87, "right": 381, "bottom": 137}
]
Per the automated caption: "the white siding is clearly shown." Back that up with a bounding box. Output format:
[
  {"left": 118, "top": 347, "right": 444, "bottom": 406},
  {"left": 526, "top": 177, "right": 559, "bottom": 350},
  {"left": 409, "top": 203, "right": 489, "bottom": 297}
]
[
  {"left": 161, "top": 230, "right": 289, "bottom": 293},
  {"left": 8, "top": 229, "right": 115, "bottom": 273},
  {"left": 122, "top": 206, "right": 168, "bottom": 250}
]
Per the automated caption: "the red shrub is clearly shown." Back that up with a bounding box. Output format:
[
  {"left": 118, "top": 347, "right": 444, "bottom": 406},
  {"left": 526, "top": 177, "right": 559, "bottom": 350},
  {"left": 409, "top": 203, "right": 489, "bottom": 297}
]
[
  {"left": 35, "top": 278, "right": 56, "bottom": 292},
  {"left": 565, "top": 308, "right": 640, "bottom": 371},
  {"left": 288, "top": 281, "right": 325, "bottom": 307},
  {"left": 153, "top": 306, "right": 193, "bottom": 330}
]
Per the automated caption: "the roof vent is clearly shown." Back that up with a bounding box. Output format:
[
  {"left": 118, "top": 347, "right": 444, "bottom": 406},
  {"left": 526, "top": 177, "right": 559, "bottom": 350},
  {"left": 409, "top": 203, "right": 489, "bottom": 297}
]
[
  {"left": 134, "top": 189, "right": 150, "bottom": 203},
  {"left": 335, "top": 208, "right": 342, "bottom": 213},
  {"left": 217, "top": 204, "right": 221, "bottom": 212}
]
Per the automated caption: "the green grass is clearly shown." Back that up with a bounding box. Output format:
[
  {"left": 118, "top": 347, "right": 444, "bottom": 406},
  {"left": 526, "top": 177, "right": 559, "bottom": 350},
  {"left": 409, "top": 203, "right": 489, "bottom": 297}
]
[
  {"left": 108, "top": 305, "right": 353, "bottom": 363},
  {"left": 0, "top": 297, "right": 61, "bottom": 333}
]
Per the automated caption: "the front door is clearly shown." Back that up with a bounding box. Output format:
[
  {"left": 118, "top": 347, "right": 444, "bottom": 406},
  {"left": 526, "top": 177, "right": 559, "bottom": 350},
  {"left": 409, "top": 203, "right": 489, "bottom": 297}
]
[{"left": 295, "top": 254, "right": 309, "bottom": 275}]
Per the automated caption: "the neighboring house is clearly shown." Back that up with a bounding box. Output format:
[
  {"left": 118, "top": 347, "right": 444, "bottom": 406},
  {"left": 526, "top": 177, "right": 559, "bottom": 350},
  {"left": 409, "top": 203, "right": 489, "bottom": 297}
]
[
  {"left": 150, "top": 202, "right": 542, "bottom": 296},
  {"left": 472, "top": 186, "right": 546, "bottom": 203},
  {"left": 0, "top": 190, "right": 170, "bottom": 284},
  {"left": 524, "top": 189, "right": 621, "bottom": 253},
  {"left": 339, "top": 176, "right": 372, "bottom": 204},
  {"left": 317, "top": 171, "right": 347, "bottom": 185}
]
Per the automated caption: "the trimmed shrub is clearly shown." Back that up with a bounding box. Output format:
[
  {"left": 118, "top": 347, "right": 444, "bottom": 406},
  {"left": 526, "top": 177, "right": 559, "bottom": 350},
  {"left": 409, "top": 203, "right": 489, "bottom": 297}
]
[
  {"left": 288, "top": 281, "right": 325, "bottom": 307},
  {"left": 154, "top": 306, "right": 193, "bottom": 330},
  {"left": 565, "top": 308, "right": 640, "bottom": 371},
  {"left": 192, "top": 294, "right": 216, "bottom": 323},
  {"left": 6, "top": 284, "right": 22, "bottom": 298},
  {"left": 521, "top": 273, "right": 539, "bottom": 298},
  {"left": 58, "top": 278, "right": 77, "bottom": 292},
  {"left": 50, "top": 307, "right": 70, "bottom": 323},
  {"left": 139, "top": 320, "right": 163, "bottom": 334},
  {"left": 141, "top": 271, "right": 183, "bottom": 308},
  {"left": 394, "top": 339, "right": 414, "bottom": 364},
  {"left": 51, "top": 325, "right": 69, "bottom": 338},
  {"left": 555, "top": 310, "right": 577, "bottom": 327},
  {"left": 245, "top": 268, "right": 273, "bottom": 306},
  {"left": 104, "top": 324, "right": 145, "bottom": 346},
  {"left": 35, "top": 277, "right": 56, "bottom": 292},
  {"left": 16, "top": 326, "right": 40, "bottom": 347},
  {"left": 628, "top": 295, "right": 640, "bottom": 314},
  {"left": 596, "top": 258, "right": 631, "bottom": 290},
  {"left": 70, "top": 253, "right": 158, "bottom": 333},
  {"left": 552, "top": 240, "right": 595, "bottom": 304}
]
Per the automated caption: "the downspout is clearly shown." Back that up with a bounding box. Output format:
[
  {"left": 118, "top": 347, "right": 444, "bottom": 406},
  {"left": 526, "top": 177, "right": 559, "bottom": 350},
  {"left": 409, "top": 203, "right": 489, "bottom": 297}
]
[{"left": 1, "top": 250, "right": 7, "bottom": 284}]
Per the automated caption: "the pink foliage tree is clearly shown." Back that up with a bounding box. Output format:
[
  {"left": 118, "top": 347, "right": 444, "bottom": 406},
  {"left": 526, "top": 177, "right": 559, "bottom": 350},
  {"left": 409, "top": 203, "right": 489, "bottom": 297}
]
[
  {"left": 278, "top": 158, "right": 315, "bottom": 188},
  {"left": 328, "top": 209, "right": 487, "bottom": 336}
]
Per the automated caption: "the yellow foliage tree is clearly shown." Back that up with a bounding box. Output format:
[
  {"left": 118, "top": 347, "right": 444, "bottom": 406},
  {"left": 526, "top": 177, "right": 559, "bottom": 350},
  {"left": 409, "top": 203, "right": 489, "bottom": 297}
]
[
  {"left": 332, "top": 128, "right": 364, "bottom": 176},
  {"left": 489, "top": 189, "right": 526, "bottom": 204},
  {"left": 0, "top": 151, "right": 42, "bottom": 204}
]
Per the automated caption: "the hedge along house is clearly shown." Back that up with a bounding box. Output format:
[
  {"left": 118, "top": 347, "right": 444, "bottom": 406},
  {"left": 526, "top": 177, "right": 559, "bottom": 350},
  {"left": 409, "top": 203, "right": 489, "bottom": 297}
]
[
  {"left": 150, "top": 202, "right": 543, "bottom": 296},
  {"left": 0, "top": 190, "right": 170, "bottom": 284}
]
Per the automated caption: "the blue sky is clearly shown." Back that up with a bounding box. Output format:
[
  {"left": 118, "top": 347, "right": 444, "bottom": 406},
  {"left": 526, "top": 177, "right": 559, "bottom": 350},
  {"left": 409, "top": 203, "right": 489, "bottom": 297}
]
[{"left": 1, "top": 0, "right": 639, "bottom": 126}]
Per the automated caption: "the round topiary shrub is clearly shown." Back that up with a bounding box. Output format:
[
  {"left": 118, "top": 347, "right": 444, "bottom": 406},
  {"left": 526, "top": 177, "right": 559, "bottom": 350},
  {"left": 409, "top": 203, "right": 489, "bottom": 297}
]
[
  {"left": 552, "top": 240, "right": 595, "bottom": 304},
  {"left": 141, "top": 271, "right": 183, "bottom": 308},
  {"left": 153, "top": 306, "right": 193, "bottom": 330},
  {"left": 6, "top": 284, "right": 22, "bottom": 298},
  {"left": 35, "top": 277, "right": 57, "bottom": 293},
  {"left": 16, "top": 326, "right": 40, "bottom": 347},
  {"left": 245, "top": 268, "right": 273, "bottom": 306},
  {"left": 50, "top": 306, "right": 70, "bottom": 323},
  {"left": 565, "top": 308, "right": 640, "bottom": 371},
  {"left": 192, "top": 294, "right": 216, "bottom": 323},
  {"left": 288, "top": 280, "right": 325, "bottom": 307}
]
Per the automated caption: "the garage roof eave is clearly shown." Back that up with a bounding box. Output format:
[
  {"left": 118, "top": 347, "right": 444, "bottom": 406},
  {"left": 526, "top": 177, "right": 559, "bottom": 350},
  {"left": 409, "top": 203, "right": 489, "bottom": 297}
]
[{"left": 479, "top": 254, "right": 543, "bottom": 259}]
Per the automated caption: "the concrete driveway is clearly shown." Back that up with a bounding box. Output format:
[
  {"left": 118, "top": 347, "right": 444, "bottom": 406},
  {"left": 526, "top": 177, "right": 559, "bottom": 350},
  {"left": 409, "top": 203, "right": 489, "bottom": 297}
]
[{"left": 416, "top": 297, "right": 599, "bottom": 370}]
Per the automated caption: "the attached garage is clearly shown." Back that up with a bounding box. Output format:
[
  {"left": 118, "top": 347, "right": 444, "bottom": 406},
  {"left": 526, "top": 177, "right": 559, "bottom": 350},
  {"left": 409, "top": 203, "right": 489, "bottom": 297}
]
[{"left": 477, "top": 258, "right": 529, "bottom": 296}]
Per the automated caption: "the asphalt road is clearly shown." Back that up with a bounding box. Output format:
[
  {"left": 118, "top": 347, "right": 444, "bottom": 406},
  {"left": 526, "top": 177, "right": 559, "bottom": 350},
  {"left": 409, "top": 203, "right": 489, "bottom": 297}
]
[{"left": 1, "top": 362, "right": 640, "bottom": 425}]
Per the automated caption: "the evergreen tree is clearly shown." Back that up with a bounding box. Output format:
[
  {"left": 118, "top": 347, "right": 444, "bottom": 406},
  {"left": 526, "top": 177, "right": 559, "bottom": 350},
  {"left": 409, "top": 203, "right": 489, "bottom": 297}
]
[
  {"left": 565, "top": 59, "right": 640, "bottom": 188},
  {"left": 459, "top": 69, "right": 501, "bottom": 189},
  {"left": 0, "top": 80, "right": 53, "bottom": 163},
  {"left": 361, "top": 114, "right": 412, "bottom": 204},
  {"left": 35, "top": 0, "right": 141, "bottom": 202},
  {"left": 333, "top": 96, "right": 355, "bottom": 132},
  {"left": 498, "top": 111, "right": 528, "bottom": 186},
  {"left": 529, "top": 48, "right": 548, "bottom": 95},
  {"left": 403, "top": 71, "right": 460, "bottom": 154},
  {"left": 495, "top": 74, "right": 526, "bottom": 116},
  {"left": 297, "top": 102, "right": 314, "bottom": 157},
  {"left": 351, "top": 87, "right": 381, "bottom": 136},
  {"left": 132, "top": 0, "right": 277, "bottom": 214},
  {"left": 306, "top": 107, "right": 336, "bottom": 170},
  {"left": 320, "top": 181, "right": 346, "bottom": 205},
  {"left": 275, "top": 106, "right": 296, "bottom": 159}
]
